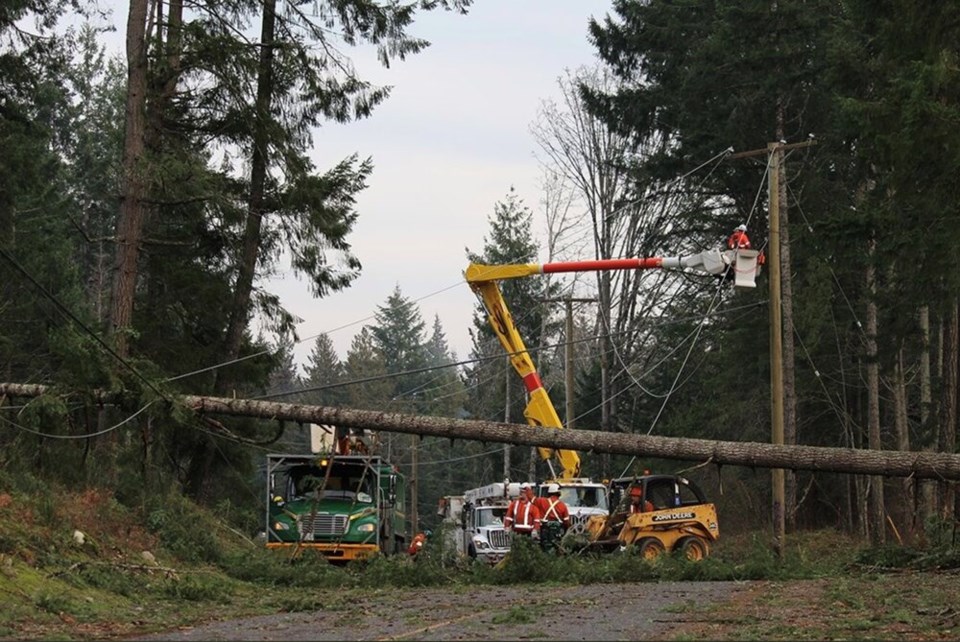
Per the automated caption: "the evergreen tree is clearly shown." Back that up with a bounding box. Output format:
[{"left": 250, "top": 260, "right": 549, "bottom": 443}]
[
  {"left": 421, "top": 314, "right": 466, "bottom": 418},
  {"left": 301, "top": 333, "right": 346, "bottom": 407},
  {"left": 370, "top": 285, "right": 430, "bottom": 411},
  {"left": 342, "top": 327, "right": 391, "bottom": 412},
  {"left": 464, "top": 188, "right": 561, "bottom": 479}
]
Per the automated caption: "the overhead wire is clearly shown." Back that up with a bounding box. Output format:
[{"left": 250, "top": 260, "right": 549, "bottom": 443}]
[
  {"left": 0, "top": 401, "right": 156, "bottom": 440},
  {"left": 786, "top": 180, "right": 866, "bottom": 341},
  {"left": 612, "top": 154, "right": 772, "bottom": 478},
  {"left": 0, "top": 245, "right": 169, "bottom": 400}
]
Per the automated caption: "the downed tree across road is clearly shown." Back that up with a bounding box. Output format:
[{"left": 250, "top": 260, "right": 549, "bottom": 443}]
[{"left": 3, "top": 382, "right": 960, "bottom": 481}]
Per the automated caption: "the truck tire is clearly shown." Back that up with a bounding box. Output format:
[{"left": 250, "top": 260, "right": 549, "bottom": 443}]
[
  {"left": 677, "top": 536, "right": 709, "bottom": 561},
  {"left": 637, "top": 538, "right": 665, "bottom": 561},
  {"left": 468, "top": 543, "right": 477, "bottom": 559}
]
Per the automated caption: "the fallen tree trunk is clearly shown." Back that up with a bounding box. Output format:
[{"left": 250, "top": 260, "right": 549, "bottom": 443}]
[{"left": 3, "top": 382, "right": 960, "bottom": 480}]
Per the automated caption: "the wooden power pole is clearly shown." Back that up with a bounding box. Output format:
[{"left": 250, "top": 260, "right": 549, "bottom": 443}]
[
  {"left": 767, "top": 141, "right": 786, "bottom": 559},
  {"left": 543, "top": 297, "right": 595, "bottom": 431},
  {"left": 730, "top": 138, "right": 815, "bottom": 558}
]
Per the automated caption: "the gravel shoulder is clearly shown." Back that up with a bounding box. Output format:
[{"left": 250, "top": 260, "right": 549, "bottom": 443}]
[{"left": 131, "top": 581, "right": 744, "bottom": 641}]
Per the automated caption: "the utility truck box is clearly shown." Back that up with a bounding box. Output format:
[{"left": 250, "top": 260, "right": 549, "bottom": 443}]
[{"left": 441, "top": 482, "right": 519, "bottom": 565}]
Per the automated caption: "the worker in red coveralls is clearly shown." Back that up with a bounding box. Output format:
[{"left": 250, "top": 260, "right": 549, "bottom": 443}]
[
  {"left": 727, "top": 224, "right": 752, "bottom": 250},
  {"left": 628, "top": 484, "right": 654, "bottom": 514},
  {"left": 504, "top": 483, "right": 541, "bottom": 538},
  {"left": 534, "top": 484, "right": 571, "bottom": 533},
  {"left": 535, "top": 483, "right": 571, "bottom": 553},
  {"left": 407, "top": 530, "right": 431, "bottom": 557}
]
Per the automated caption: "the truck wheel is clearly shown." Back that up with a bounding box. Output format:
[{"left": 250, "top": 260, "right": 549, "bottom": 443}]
[
  {"left": 468, "top": 543, "right": 477, "bottom": 559},
  {"left": 637, "top": 538, "right": 665, "bottom": 561},
  {"left": 678, "top": 537, "right": 709, "bottom": 561}
]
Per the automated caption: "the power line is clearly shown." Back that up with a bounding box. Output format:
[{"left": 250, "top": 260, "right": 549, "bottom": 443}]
[{"left": 0, "top": 245, "right": 168, "bottom": 400}]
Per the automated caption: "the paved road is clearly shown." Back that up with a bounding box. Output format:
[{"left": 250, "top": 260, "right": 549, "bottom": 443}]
[{"left": 134, "top": 581, "right": 743, "bottom": 641}]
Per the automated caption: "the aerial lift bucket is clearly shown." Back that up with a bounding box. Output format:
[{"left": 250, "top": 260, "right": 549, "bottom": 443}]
[{"left": 731, "top": 249, "right": 760, "bottom": 288}]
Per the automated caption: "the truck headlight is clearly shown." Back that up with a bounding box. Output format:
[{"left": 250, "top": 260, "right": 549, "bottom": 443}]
[
  {"left": 473, "top": 537, "right": 490, "bottom": 550},
  {"left": 356, "top": 523, "right": 376, "bottom": 533},
  {"left": 273, "top": 521, "right": 290, "bottom": 531}
]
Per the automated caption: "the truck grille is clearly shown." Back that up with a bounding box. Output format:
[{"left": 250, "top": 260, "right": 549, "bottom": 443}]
[
  {"left": 569, "top": 514, "right": 589, "bottom": 534},
  {"left": 488, "top": 529, "right": 509, "bottom": 549},
  {"left": 301, "top": 514, "right": 348, "bottom": 536}
]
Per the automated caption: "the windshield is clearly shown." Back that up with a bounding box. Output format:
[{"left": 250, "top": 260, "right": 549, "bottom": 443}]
[
  {"left": 560, "top": 487, "right": 608, "bottom": 511},
  {"left": 288, "top": 466, "right": 375, "bottom": 504},
  {"left": 476, "top": 507, "right": 506, "bottom": 527}
]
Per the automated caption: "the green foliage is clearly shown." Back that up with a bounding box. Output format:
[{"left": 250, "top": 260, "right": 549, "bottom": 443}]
[
  {"left": 146, "top": 494, "right": 223, "bottom": 565},
  {"left": 855, "top": 545, "right": 923, "bottom": 569},
  {"left": 493, "top": 536, "right": 553, "bottom": 584},
  {"left": 162, "top": 574, "right": 231, "bottom": 602},
  {"left": 220, "top": 548, "right": 349, "bottom": 588},
  {"left": 853, "top": 522, "right": 960, "bottom": 571},
  {"left": 491, "top": 605, "right": 535, "bottom": 625},
  {"left": 356, "top": 551, "right": 454, "bottom": 588},
  {"left": 32, "top": 590, "right": 75, "bottom": 616},
  {"left": 73, "top": 565, "right": 145, "bottom": 598}
]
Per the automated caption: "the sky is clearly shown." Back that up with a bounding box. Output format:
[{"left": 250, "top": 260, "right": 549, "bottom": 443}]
[
  {"left": 89, "top": 0, "right": 615, "bottom": 370},
  {"left": 258, "top": 1, "right": 615, "bottom": 369}
]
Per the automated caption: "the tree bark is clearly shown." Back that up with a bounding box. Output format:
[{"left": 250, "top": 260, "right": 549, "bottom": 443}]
[
  {"left": 218, "top": 0, "right": 278, "bottom": 388},
  {"left": 940, "top": 301, "right": 958, "bottom": 520},
  {"left": 893, "top": 347, "right": 914, "bottom": 542},
  {"left": 190, "top": 0, "right": 277, "bottom": 502},
  {"left": 865, "top": 248, "right": 885, "bottom": 544},
  {"left": 918, "top": 306, "right": 936, "bottom": 523},
  {"left": 110, "top": 0, "right": 151, "bottom": 358},
  {"left": 6, "top": 382, "right": 960, "bottom": 481}
]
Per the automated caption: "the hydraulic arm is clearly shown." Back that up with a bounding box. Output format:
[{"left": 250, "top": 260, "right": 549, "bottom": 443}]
[{"left": 465, "top": 246, "right": 760, "bottom": 481}]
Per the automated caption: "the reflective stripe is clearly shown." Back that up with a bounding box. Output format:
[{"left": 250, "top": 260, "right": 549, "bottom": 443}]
[{"left": 543, "top": 499, "right": 561, "bottom": 521}]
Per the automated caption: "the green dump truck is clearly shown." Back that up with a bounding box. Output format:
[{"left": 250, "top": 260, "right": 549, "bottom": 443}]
[{"left": 265, "top": 449, "right": 407, "bottom": 562}]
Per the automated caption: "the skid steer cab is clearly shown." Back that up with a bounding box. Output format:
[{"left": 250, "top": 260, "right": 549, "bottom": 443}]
[{"left": 584, "top": 474, "right": 719, "bottom": 561}]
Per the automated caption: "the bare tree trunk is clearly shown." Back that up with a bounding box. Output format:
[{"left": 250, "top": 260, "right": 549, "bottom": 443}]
[
  {"left": 918, "top": 306, "right": 935, "bottom": 528},
  {"left": 893, "top": 347, "right": 914, "bottom": 542},
  {"left": 218, "top": 0, "right": 278, "bottom": 386},
  {"left": 110, "top": 0, "right": 151, "bottom": 358},
  {"left": 190, "top": 0, "right": 277, "bottom": 501},
  {"left": 940, "top": 301, "right": 958, "bottom": 521},
  {"left": 865, "top": 252, "right": 885, "bottom": 545},
  {"left": 599, "top": 272, "right": 612, "bottom": 438}
]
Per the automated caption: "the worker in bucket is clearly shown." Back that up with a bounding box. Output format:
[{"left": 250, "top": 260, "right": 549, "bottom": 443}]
[{"left": 727, "top": 224, "right": 752, "bottom": 250}]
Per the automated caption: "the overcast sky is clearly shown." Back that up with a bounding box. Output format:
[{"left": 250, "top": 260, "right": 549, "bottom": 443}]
[
  {"left": 260, "top": 1, "right": 614, "bottom": 370},
  {"left": 91, "top": 1, "right": 614, "bottom": 369}
]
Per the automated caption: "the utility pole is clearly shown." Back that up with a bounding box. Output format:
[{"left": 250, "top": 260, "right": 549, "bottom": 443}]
[
  {"left": 730, "top": 138, "right": 815, "bottom": 559},
  {"left": 411, "top": 432, "right": 419, "bottom": 535},
  {"left": 503, "top": 355, "right": 511, "bottom": 480},
  {"left": 565, "top": 299, "right": 575, "bottom": 431},
  {"left": 542, "top": 297, "right": 595, "bottom": 430},
  {"left": 767, "top": 141, "right": 786, "bottom": 559}
]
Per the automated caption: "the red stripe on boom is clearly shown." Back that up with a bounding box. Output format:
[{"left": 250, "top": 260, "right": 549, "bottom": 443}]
[
  {"left": 541, "top": 258, "right": 663, "bottom": 274},
  {"left": 523, "top": 372, "right": 543, "bottom": 392}
]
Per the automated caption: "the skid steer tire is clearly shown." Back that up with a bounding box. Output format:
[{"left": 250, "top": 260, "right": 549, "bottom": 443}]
[
  {"left": 638, "top": 538, "right": 665, "bottom": 561},
  {"left": 677, "top": 536, "right": 709, "bottom": 561}
]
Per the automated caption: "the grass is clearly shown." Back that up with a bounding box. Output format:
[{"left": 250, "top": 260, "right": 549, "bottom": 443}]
[{"left": 1, "top": 482, "right": 958, "bottom": 640}]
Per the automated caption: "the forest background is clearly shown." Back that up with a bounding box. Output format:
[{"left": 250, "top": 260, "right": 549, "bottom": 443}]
[{"left": 2, "top": 0, "right": 959, "bottom": 549}]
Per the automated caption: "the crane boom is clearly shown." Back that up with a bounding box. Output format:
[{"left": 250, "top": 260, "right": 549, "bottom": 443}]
[{"left": 465, "top": 245, "right": 761, "bottom": 481}]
